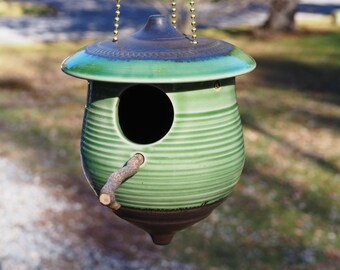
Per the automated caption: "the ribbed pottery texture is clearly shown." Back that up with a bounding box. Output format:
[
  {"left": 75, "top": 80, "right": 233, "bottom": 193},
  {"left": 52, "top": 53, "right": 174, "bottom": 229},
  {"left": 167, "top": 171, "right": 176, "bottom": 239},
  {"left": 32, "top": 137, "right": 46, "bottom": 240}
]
[{"left": 81, "top": 80, "right": 244, "bottom": 210}]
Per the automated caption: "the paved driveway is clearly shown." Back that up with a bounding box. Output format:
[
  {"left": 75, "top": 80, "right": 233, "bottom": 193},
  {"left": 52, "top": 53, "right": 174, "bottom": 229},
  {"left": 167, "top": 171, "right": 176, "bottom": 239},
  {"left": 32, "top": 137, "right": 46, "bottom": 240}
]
[{"left": 0, "top": 0, "right": 161, "bottom": 43}]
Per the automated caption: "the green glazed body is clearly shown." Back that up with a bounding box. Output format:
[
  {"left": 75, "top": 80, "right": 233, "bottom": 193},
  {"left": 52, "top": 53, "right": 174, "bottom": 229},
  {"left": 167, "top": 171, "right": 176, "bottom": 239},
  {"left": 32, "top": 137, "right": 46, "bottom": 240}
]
[{"left": 81, "top": 78, "right": 244, "bottom": 210}]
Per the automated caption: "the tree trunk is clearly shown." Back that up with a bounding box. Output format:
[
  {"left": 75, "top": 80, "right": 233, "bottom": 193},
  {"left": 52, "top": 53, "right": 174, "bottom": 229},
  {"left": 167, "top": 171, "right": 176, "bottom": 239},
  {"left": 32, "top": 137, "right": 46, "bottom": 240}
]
[{"left": 264, "top": 0, "right": 298, "bottom": 31}]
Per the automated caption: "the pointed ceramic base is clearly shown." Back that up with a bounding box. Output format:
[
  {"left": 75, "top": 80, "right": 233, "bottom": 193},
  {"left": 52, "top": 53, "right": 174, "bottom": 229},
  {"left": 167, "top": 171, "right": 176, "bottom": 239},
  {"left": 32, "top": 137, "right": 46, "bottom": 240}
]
[{"left": 113, "top": 198, "right": 226, "bottom": 245}]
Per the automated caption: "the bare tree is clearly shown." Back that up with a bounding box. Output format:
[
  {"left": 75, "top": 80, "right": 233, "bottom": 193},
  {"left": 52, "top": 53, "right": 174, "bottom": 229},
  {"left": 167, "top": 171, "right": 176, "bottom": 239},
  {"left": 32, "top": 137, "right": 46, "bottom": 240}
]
[{"left": 263, "top": 0, "right": 298, "bottom": 31}]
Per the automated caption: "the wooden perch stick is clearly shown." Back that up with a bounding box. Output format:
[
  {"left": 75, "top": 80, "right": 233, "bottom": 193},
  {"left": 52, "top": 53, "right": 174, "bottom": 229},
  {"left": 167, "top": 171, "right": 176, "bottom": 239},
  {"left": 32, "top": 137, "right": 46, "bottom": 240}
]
[{"left": 99, "top": 153, "right": 144, "bottom": 210}]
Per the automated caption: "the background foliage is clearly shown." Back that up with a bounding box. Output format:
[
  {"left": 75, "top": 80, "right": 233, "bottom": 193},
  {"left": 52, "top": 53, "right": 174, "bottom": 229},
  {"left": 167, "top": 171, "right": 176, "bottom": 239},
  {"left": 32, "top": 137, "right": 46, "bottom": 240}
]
[{"left": 0, "top": 1, "right": 339, "bottom": 269}]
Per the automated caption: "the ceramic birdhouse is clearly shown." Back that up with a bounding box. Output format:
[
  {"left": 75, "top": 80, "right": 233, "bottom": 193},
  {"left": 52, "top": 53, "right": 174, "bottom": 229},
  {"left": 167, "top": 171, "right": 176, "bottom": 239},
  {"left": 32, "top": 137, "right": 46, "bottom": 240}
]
[{"left": 61, "top": 5, "right": 255, "bottom": 245}]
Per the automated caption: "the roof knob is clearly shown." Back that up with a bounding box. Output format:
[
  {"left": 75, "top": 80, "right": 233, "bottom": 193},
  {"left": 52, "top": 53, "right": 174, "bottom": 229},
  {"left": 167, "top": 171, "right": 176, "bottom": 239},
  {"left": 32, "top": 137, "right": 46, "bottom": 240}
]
[{"left": 132, "top": 15, "right": 184, "bottom": 40}]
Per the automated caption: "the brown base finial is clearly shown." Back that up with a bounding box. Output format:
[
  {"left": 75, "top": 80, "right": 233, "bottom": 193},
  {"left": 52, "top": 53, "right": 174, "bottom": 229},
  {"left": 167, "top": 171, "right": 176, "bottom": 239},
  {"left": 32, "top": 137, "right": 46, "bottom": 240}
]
[
  {"left": 150, "top": 232, "right": 176, "bottom": 245},
  {"left": 113, "top": 198, "right": 226, "bottom": 245}
]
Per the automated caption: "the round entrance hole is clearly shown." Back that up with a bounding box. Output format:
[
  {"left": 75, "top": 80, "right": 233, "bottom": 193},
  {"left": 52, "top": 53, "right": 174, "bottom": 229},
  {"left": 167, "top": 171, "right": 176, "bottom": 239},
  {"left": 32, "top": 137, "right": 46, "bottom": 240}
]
[{"left": 118, "top": 85, "right": 174, "bottom": 144}]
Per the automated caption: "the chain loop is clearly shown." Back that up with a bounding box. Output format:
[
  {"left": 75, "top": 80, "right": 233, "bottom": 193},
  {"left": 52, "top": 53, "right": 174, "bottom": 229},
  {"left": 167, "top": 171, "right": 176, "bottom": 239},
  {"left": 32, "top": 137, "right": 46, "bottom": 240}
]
[
  {"left": 113, "top": 0, "right": 197, "bottom": 44},
  {"left": 113, "top": 0, "right": 121, "bottom": 42}
]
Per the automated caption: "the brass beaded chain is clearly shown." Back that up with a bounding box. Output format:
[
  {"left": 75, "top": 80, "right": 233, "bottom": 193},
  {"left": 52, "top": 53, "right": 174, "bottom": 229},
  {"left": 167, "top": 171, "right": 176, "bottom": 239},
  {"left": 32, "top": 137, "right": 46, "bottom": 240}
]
[
  {"left": 190, "top": 0, "right": 197, "bottom": 44},
  {"left": 171, "top": 0, "right": 197, "bottom": 44},
  {"left": 171, "top": 1, "right": 177, "bottom": 28},
  {"left": 113, "top": 0, "right": 121, "bottom": 42}
]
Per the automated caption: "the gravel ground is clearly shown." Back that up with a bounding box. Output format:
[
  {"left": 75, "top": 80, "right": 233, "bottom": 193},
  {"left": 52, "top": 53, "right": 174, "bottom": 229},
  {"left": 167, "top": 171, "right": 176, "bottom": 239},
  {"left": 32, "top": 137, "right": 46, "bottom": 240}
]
[
  {"left": 0, "top": 0, "right": 269, "bottom": 44},
  {"left": 1, "top": 0, "right": 339, "bottom": 44},
  {"left": 0, "top": 0, "right": 157, "bottom": 44},
  {"left": 0, "top": 157, "right": 197, "bottom": 270}
]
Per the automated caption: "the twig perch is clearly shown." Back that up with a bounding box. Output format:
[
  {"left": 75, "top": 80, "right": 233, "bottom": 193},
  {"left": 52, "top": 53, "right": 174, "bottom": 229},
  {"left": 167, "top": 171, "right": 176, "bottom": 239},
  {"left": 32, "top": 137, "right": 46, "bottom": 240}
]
[{"left": 99, "top": 153, "right": 144, "bottom": 210}]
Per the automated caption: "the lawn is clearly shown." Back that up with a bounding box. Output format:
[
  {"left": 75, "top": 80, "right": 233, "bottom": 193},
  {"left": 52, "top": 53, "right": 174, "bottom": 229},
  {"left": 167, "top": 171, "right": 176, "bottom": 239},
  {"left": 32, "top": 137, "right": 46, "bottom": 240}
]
[
  {"left": 0, "top": 29, "right": 339, "bottom": 269},
  {"left": 0, "top": 0, "right": 57, "bottom": 17}
]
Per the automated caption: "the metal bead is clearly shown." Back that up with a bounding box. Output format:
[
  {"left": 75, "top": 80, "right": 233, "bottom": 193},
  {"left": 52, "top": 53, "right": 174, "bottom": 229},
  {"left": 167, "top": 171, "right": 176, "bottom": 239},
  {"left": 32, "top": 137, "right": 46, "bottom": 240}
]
[
  {"left": 191, "top": 21, "right": 196, "bottom": 26},
  {"left": 172, "top": 8, "right": 176, "bottom": 12},
  {"left": 192, "top": 27, "right": 197, "bottom": 32},
  {"left": 190, "top": 0, "right": 195, "bottom": 5},
  {"left": 191, "top": 40, "right": 198, "bottom": 45},
  {"left": 113, "top": 36, "right": 118, "bottom": 41},
  {"left": 192, "top": 34, "right": 197, "bottom": 38},
  {"left": 115, "top": 17, "right": 119, "bottom": 22},
  {"left": 190, "top": 8, "right": 195, "bottom": 12},
  {"left": 116, "top": 11, "right": 120, "bottom": 16},
  {"left": 114, "top": 23, "right": 119, "bottom": 28},
  {"left": 172, "top": 1, "right": 176, "bottom": 6},
  {"left": 116, "top": 4, "right": 120, "bottom": 9},
  {"left": 171, "top": 14, "right": 176, "bottom": 19},
  {"left": 114, "top": 30, "right": 118, "bottom": 35},
  {"left": 191, "top": 14, "right": 196, "bottom": 19}
]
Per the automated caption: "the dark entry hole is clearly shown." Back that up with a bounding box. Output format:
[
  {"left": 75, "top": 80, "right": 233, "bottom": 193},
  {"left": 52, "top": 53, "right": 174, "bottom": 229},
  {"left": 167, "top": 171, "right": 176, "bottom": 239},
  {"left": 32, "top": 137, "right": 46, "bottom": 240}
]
[{"left": 118, "top": 85, "right": 174, "bottom": 144}]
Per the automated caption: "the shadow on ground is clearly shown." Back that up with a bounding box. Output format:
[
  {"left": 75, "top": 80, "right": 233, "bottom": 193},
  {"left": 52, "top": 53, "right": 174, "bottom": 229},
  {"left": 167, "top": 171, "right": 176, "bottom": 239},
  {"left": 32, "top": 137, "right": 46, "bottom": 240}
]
[{"left": 253, "top": 56, "right": 340, "bottom": 105}]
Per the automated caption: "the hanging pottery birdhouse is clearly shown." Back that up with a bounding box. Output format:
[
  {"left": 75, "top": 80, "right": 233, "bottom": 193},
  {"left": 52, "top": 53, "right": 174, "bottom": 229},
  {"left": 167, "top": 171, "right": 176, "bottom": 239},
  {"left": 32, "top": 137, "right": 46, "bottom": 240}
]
[{"left": 61, "top": 1, "right": 255, "bottom": 245}]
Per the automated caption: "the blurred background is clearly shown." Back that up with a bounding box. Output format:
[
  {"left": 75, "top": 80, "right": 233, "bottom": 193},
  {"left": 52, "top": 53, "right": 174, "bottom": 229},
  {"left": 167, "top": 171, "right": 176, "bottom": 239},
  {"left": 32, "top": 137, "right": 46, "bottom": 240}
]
[{"left": 0, "top": 0, "right": 339, "bottom": 269}]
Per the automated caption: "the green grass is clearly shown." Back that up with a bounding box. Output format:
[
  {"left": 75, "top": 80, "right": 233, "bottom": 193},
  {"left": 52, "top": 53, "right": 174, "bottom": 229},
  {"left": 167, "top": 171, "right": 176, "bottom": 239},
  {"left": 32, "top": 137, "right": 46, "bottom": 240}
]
[
  {"left": 0, "top": 31, "right": 339, "bottom": 269},
  {"left": 0, "top": 0, "right": 57, "bottom": 17},
  {"left": 163, "top": 30, "right": 340, "bottom": 269}
]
